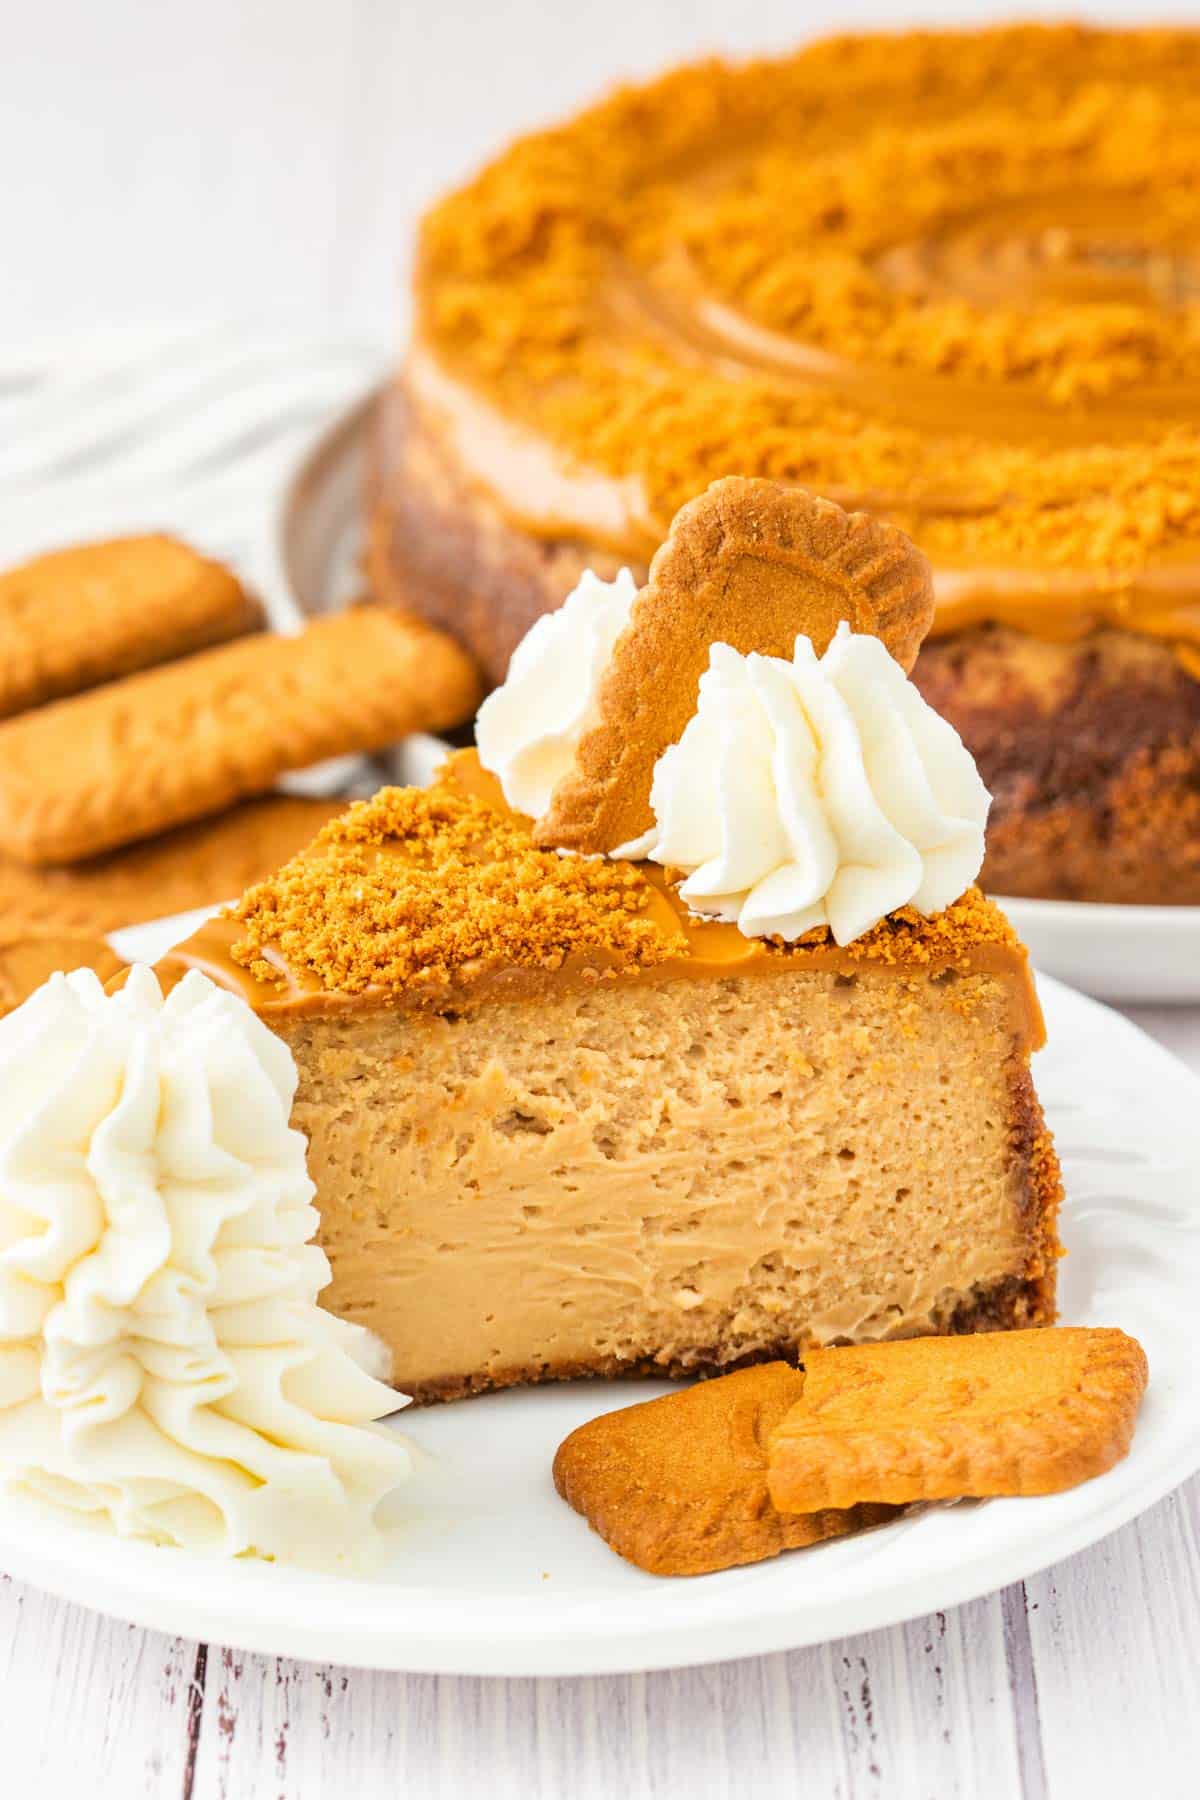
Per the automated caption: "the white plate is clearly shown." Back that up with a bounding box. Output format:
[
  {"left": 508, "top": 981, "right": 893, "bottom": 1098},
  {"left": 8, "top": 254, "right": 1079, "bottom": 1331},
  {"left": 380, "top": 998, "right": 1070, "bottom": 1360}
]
[
  {"left": 275, "top": 388, "right": 1200, "bottom": 1004},
  {"left": 3, "top": 938, "right": 1198, "bottom": 1676},
  {"left": 998, "top": 896, "right": 1200, "bottom": 1006}
]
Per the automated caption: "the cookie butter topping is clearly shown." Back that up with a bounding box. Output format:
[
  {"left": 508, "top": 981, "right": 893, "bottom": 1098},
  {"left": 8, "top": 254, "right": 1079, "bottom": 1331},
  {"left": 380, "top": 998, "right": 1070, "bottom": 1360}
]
[
  {"left": 232, "top": 777, "right": 683, "bottom": 997},
  {"left": 211, "top": 752, "right": 1034, "bottom": 1040},
  {"left": 476, "top": 567, "right": 637, "bottom": 815},
  {"left": 616, "top": 625, "right": 990, "bottom": 945},
  {"left": 0, "top": 965, "right": 409, "bottom": 1567}
]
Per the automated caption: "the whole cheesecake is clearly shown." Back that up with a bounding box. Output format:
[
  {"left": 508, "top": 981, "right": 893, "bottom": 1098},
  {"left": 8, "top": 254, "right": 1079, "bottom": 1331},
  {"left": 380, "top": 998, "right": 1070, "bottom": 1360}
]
[{"left": 368, "top": 24, "right": 1200, "bottom": 903}]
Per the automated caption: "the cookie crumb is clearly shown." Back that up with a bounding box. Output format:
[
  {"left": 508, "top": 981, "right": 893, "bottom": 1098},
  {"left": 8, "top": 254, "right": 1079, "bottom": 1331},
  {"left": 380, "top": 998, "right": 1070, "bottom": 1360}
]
[{"left": 230, "top": 755, "right": 1022, "bottom": 1000}]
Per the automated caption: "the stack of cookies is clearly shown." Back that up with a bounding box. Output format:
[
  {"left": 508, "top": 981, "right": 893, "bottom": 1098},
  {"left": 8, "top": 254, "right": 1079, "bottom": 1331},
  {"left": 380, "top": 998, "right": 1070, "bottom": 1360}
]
[
  {"left": 555, "top": 1331, "right": 1149, "bottom": 1576},
  {"left": 0, "top": 533, "right": 481, "bottom": 1013}
]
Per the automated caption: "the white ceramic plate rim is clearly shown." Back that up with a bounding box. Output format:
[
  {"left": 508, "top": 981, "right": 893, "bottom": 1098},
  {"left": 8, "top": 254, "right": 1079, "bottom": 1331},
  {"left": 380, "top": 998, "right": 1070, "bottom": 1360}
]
[
  {"left": 999, "top": 894, "right": 1200, "bottom": 933},
  {"left": 4, "top": 948, "right": 1198, "bottom": 1676},
  {"left": 0, "top": 1446, "right": 1190, "bottom": 1679},
  {"left": 997, "top": 895, "right": 1200, "bottom": 1005}
]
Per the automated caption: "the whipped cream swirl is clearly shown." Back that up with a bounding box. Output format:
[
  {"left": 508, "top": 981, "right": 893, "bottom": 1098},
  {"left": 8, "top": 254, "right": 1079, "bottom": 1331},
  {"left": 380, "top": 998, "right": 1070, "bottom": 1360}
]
[
  {"left": 0, "top": 966, "right": 410, "bottom": 1568},
  {"left": 616, "top": 623, "right": 990, "bottom": 945},
  {"left": 476, "top": 566, "right": 637, "bottom": 817}
]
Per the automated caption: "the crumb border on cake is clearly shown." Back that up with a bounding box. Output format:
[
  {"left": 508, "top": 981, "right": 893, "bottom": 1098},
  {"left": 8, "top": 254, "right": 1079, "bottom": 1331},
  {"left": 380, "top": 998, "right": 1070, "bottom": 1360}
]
[{"left": 230, "top": 762, "right": 1025, "bottom": 1003}]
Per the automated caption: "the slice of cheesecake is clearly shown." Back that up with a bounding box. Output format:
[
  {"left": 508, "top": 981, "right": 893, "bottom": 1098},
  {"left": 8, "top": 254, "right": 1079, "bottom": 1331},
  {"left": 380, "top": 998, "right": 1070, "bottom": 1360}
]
[
  {"left": 160, "top": 478, "right": 1063, "bottom": 1403},
  {"left": 163, "top": 751, "right": 1060, "bottom": 1402}
]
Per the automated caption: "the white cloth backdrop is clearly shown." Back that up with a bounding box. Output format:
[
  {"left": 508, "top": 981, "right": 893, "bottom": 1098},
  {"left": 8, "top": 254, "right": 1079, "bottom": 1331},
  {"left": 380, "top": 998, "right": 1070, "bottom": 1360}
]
[{"left": 3, "top": 0, "right": 1199, "bottom": 345}]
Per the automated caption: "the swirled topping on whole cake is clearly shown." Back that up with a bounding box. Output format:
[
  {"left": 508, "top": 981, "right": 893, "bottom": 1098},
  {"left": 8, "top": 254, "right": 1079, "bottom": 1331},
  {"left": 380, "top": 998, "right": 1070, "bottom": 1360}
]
[
  {"left": 416, "top": 24, "right": 1200, "bottom": 628},
  {"left": 386, "top": 26, "right": 1200, "bottom": 905}
]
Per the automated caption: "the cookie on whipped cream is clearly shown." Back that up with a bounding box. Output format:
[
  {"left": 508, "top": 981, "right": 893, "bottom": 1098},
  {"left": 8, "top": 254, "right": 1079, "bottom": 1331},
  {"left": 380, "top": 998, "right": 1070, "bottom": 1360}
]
[
  {"left": 523, "top": 478, "right": 934, "bottom": 859},
  {"left": 479, "top": 477, "right": 984, "bottom": 946}
]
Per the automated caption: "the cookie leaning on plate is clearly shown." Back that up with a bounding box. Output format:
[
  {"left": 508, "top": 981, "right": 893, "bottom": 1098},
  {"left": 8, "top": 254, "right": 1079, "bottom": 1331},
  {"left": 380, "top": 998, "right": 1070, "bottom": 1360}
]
[{"left": 553, "top": 1364, "right": 898, "bottom": 1577}]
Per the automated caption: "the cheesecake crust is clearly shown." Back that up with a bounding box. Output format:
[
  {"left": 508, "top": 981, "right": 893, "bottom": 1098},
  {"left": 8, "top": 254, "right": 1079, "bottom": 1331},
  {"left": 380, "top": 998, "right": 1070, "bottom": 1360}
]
[{"left": 377, "top": 1277, "right": 1059, "bottom": 1406}]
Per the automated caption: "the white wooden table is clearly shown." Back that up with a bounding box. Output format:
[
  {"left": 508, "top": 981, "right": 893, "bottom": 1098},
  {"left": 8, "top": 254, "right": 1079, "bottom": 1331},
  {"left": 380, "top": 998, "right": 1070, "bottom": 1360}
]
[{"left": 2, "top": 221, "right": 1199, "bottom": 1800}]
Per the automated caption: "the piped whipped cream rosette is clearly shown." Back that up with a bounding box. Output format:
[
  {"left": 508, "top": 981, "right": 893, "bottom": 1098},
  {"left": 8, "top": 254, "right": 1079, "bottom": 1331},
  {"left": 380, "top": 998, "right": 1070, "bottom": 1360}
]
[
  {"left": 0, "top": 964, "right": 410, "bottom": 1568},
  {"left": 477, "top": 477, "right": 988, "bottom": 946},
  {"left": 615, "top": 624, "right": 990, "bottom": 945},
  {"left": 476, "top": 566, "right": 637, "bottom": 819}
]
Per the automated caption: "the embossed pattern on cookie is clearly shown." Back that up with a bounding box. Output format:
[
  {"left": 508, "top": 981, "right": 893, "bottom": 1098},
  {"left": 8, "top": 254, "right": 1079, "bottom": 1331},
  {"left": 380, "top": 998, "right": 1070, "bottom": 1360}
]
[
  {"left": 768, "top": 1328, "right": 1148, "bottom": 1512},
  {"left": 0, "top": 535, "right": 263, "bottom": 719},
  {"left": 553, "top": 1362, "right": 898, "bottom": 1576},
  {"left": 535, "top": 477, "right": 934, "bottom": 855}
]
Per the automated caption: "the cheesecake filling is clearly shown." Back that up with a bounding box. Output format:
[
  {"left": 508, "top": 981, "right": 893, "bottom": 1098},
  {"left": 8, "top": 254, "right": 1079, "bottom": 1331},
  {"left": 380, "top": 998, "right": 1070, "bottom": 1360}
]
[{"left": 289, "top": 962, "right": 1056, "bottom": 1399}]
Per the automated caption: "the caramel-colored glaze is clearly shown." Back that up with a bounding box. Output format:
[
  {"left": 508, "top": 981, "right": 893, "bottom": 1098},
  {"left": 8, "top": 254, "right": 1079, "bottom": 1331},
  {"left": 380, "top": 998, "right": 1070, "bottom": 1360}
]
[
  {"left": 930, "top": 557, "right": 1200, "bottom": 651},
  {"left": 404, "top": 346, "right": 1200, "bottom": 673},
  {"left": 626, "top": 238, "right": 1200, "bottom": 451},
  {"left": 156, "top": 752, "right": 1044, "bottom": 1053}
]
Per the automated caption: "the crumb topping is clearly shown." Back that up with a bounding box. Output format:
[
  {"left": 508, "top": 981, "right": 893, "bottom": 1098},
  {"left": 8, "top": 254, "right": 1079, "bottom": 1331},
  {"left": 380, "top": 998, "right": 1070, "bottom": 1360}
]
[
  {"left": 229, "top": 768, "right": 1022, "bottom": 1000},
  {"left": 419, "top": 25, "right": 1200, "bottom": 570},
  {"left": 830, "top": 889, "right": 1020, "bottom": 969},
  {"left": 231, "top": 785, "right": 684, "bottom": 995}
]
